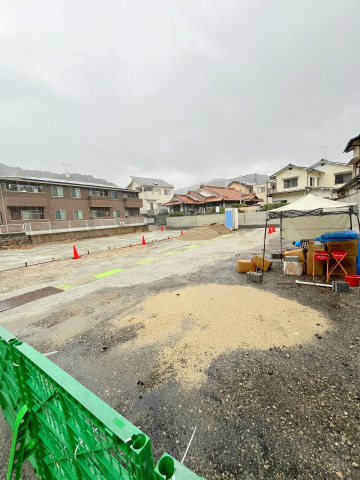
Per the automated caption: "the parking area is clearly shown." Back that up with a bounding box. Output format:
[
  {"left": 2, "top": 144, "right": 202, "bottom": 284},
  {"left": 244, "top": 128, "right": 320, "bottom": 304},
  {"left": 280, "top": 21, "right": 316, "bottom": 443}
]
[{"left": 1, "top": 228, "right": 360, "bottom": 479}]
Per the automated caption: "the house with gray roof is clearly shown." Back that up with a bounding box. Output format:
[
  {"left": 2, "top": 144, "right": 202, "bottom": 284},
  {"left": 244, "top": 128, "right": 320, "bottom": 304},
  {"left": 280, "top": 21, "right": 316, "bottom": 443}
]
[
  {"left": 127, "top": 176, "right": 174, "bottom": 215},
  {"left": 269, "top": 161, "right": 353, "bottom": 204}
]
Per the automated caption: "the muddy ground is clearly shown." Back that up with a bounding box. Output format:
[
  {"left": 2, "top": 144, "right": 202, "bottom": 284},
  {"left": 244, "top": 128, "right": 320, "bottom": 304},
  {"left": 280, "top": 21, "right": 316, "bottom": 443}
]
[{"left": 0, "top": 229, "right": 359, "bottom": 479}]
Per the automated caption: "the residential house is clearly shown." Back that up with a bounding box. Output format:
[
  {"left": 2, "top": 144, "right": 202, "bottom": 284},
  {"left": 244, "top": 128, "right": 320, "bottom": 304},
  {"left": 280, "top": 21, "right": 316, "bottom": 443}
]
[
  {"left": 269, "top": 160, "right": 353, "bottom": 204},
  {"left": 228, "top": 181, "right": 254, "bottom": 195},
  {"left": 165, "top": 185, "right": 263, "bottom": 214},
  {"left": 337, "top": 134, "right": 360, "bottom": 199},
  {"left": 0, "top": 176, "right": 143, "bottom": 226},
  {"left": 127, "top": 177, "right": 174, "bottom": 215}
]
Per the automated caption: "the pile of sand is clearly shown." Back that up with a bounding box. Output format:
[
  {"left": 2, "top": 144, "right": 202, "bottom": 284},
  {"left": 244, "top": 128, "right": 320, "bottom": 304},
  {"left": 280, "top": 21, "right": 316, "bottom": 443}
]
[
  {"left": 177, "top": 223, "right": 231, "bottom": 241},
  {"left": 116, "top": 284, "right": 329, "bottom": 386}
]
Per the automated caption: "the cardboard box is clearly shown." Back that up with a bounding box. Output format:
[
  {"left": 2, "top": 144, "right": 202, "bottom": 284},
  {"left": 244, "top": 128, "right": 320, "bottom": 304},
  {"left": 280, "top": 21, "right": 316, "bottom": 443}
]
[
  {"left": 284, "top": 261, "right": 303, "bottom": 275},
  {"left": 306, "top": 252, "right": 324, "bottom": 276},
  {"left": 252, "top": 255, "right": 273, "bottom": 272},
  {"left": 283, "top": 248, "right": 305, "bottom": 263},
  {"left": 329, "top": 255, "right": 357, "bottom": 275},
  {"left": 237, "top": 260, "right": 255, "bottom": 273},
  {"left": 300, "top": 262, "right": 306, "bottom": 275},
  {"left": 327, "top": 240, "right": 359, "bottom": 257},
  {"left": 307, "top": 242, "right": 326, "bottom": 253}
]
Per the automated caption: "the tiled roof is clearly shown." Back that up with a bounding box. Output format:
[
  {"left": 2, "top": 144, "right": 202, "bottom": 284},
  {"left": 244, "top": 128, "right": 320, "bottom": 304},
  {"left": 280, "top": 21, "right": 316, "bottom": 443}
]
[
  {"left": 129, "top": 176, "right": 174, "bottom": 188},
  {"left": 344, "top": 134, "right": 360, "bottom": 153},
  {"left": 187, "top": 191, "right": 205, "bottom": 202},
  {"left": 199, "top": 185, "right": 241, "bottom": 202}
]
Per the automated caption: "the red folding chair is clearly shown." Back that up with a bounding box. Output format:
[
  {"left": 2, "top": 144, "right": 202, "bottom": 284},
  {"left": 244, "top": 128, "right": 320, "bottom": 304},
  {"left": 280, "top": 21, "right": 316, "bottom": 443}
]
[
  {"left": 328, "top": 250, "right": 347, "bottom": 280},
  {"left": 313, "top": 251, "right": 329, "bottom": 281}
]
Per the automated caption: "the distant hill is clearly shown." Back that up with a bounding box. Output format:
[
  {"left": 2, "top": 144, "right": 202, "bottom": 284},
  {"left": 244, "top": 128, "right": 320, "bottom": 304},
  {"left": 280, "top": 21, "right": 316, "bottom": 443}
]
[
  {"left": 0, "top": 163, "right": 116, "bottom": 186},
  {"left": 176, "top": 173, "right": 269, "bottom": 194}
]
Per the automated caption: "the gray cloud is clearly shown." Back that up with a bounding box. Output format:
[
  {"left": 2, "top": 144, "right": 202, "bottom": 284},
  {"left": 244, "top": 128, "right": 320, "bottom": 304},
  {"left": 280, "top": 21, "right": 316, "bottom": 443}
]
[{"left": 0, "top": 0, "right": 359, "bottom": 188}]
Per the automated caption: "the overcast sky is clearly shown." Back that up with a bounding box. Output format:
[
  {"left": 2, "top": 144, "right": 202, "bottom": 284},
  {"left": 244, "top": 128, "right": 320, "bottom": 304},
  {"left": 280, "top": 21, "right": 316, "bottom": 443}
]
[{"left": 1, "top": 1, "right": 359, "bottom": 189}]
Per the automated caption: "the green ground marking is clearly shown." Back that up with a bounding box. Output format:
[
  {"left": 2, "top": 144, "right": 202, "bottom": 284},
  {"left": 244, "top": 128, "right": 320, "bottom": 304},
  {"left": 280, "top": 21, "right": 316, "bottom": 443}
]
[
  {"left": 57, "top": 285, "right": 71, "bottom": 290},
  {"left": 136, "top": 258, "right": 158, "bottom": 265},
  {"left": 220, "top": 234, "right": 232, "bottom": 237},
  {"left": 184, "top": 245, "right": 198, "bottom": 249},
  {"left": 93, "top": 269, "right": 124, "bottom": 278},
  {"left": 164, "top": 251, "right": 181, "bottom": 256},
  {"left": 200, "top": 240, "right": 212, "bottom": 244}
]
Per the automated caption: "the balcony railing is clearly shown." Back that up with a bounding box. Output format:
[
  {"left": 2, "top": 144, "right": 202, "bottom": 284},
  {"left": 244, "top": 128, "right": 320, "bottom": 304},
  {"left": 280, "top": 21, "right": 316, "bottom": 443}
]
[{"left": 0, "top": 217, "right": 153, "bottom": 235}]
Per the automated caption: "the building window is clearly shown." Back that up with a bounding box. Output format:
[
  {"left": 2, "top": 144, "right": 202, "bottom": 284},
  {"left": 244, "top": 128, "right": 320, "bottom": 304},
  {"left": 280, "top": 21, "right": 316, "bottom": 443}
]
[
  {"left": 90, "top": 208, "right": 110, "bottom": 218},
  {"left": 274, "top": 199, "right": 287, "bottom": 204},
  {"left": 154, "top": 188, "right": 161, "bottom": 194},
  {"left": 19, "top": 207, "right": 45, "bottom": 220},
  {"left": 89, "top": 189, "right": 108, "bottom": 197},
  {"left": 334, "top": 173, "right": 352, "bottom": 185},
  {"left": 283, "top": 178, "right": 298, "bottom": 189},
  {"left": 164, "top": 189, "right": 171, "bottom": 195},
  {"left": 309, "top": 177, "right": 315, "bottom": 187},
  {"left": 125, "top": 208, "right": 138, "bottom": 216},
  {"left": 52, "top": 186, "right": 64, "bottom": 197},
  {"left": 55, "top": 210, "right": 66, "bottom": 220},
  {"left": 317, "top": 177, "right": 319, "bottom": 186},
  {"left": 71, "top": 187, "right": 81, "bottom": 198},
  {"left": 257, "top": 187, "right": 265, "bottom": 193},
  {"left": 6, "top": 182, "right": 42, "bottom": 193},
  {"left": 73, "top": 210, "right": 83, "bottom": 220},
  {"left": 124, "top": 192, "right": 138, "bottom": 198},
  {"left": 113, "top": 210, "right": 120, "bottom": 217},
  {"left": 111, "top": 191, "right": 119, "bottom": 199}
]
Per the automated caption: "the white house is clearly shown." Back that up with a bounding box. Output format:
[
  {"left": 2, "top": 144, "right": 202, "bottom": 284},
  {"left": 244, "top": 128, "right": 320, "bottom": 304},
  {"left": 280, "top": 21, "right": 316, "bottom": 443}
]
[
  {"left": 127, "top": 176, "right": 174, "bottom": 215},
  {"left": 269, "top": 160, "right": 353, "bottom": 204}
]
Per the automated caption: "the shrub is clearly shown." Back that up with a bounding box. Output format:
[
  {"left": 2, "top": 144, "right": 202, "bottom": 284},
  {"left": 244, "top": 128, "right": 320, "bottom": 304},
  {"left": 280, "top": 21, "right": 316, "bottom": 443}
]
[
  {"left": 219, "top": 207, "right": 225, "bottom": 214},
  {"left": 260, "top": 203, "right": 288, "bottom": 211},
  {"left": 168, "top": 212, "right": 185, "bottom": 217}
]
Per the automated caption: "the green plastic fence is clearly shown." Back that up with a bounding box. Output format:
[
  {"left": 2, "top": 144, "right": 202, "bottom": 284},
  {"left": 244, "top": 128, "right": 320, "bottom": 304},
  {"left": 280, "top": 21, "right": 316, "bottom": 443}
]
[{"left": 0, "top": 326, "right": 205, "bottom": 480}]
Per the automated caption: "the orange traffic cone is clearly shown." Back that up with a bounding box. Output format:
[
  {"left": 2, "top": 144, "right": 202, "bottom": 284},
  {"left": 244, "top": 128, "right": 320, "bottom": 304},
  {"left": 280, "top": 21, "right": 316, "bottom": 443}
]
[
  {"left": 272, "top": 224, "right": 276, "bottom": 233},
  {"left": 161, "top": 226, "right": 164, "bottom": 232},
  {"left": 268, "top": 224, "right": 272, "bottom": 234},
  {"left": 73, "top": 246, "right": 80, "bottom": 259},
  {"left": 142, "top": 236, "right": 146, "bottom": 245},
  {"left": 181, "top": 230, "right": 183, "bottom": 235}
]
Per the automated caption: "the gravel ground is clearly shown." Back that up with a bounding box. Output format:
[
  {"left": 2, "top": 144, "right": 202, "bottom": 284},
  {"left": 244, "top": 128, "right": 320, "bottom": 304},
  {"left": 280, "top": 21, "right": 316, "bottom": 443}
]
[{"left": 0, "top": 228, "right": 360, "bottom": 480}]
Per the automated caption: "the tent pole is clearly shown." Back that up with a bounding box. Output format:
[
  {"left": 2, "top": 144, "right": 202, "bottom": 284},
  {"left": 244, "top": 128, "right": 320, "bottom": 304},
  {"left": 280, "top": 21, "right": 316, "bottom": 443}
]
[
  {"left": 350, "top": 211, "right": 353, "bottom": 230},
  {"left": 262, "top": 218, "right": 268, "bottom": 279},
  {"left": 356, "top": 212, "right": 360, "bottom": 233},
  {"left": 280, "top": 213, "right": 283, "bottom": 256}
]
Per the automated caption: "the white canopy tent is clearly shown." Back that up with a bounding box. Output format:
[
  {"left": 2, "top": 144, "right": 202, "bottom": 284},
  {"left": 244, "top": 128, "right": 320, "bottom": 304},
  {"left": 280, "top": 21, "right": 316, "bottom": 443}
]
[{"left": 261, "top": 194, "right": 359, "bottom": 266}]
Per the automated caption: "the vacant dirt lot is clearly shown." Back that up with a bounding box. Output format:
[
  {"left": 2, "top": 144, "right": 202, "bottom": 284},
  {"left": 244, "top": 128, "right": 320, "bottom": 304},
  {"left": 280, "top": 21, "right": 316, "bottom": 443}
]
[{"left": 0, "top": 228, "right": 359, "bottom": 479}]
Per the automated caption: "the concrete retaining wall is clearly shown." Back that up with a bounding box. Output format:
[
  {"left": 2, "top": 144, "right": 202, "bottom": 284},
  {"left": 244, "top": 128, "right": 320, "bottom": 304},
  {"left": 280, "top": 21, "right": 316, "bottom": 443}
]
[
  {"left": 166, "top": 212, "right": 279, "bottom": 229},
  {"left": 29, "top": 225, "right": 149, "bottom": 244}
]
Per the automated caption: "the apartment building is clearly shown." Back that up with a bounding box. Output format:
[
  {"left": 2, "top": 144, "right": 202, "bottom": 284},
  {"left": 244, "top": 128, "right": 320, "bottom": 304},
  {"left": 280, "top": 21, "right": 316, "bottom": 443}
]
[
  {"left": 0, "top": 176, "right": 143, "bottom": 225},
  {"left": 269, "top": 160, "right": 353, "bottom": 204},
  {"left": 127, "top": 176, "right": 174, "bottom": 215}
]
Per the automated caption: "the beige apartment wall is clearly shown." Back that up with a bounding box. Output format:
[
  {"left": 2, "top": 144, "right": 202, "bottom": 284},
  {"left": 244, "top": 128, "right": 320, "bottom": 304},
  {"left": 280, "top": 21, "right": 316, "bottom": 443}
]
[
  {"left": 254, "top": 183, "right": 267, "bottom": 205},
  {"left": 272, "top": 191, "right": 306, "bottom": 204},
  {"left": 228, "top": 182, "right": 252, "bottom": 194},
  {"left": 315, "top": 162, "right": 352, "bottom": 187},
  {"left": 128, "top": 180, "right": 174, "bottom": 214},
  {"left": 275, "top": 167, "right": 308, "bottom": 193}
]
